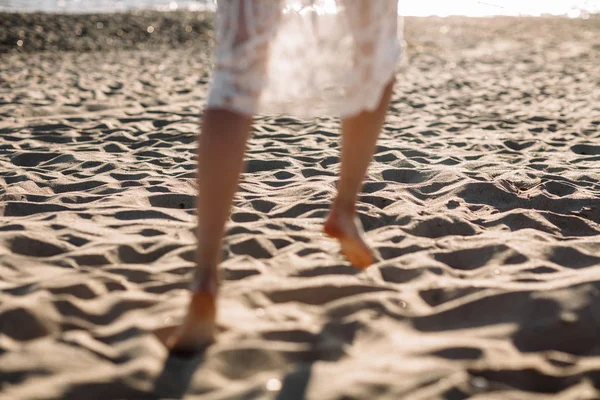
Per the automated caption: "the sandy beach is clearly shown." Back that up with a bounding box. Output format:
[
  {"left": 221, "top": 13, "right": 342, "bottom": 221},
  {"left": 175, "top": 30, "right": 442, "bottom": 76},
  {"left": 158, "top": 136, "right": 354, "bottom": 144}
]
[{"left": 1, "top": 12, "right": 600, "bottom": 399}]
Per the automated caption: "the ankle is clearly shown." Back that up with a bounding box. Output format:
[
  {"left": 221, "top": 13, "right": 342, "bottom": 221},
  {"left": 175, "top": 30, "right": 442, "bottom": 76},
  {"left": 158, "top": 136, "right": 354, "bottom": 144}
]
[
  {"left": 331, "top": 197, "right": 356, "bottom": 217},
  {"left": 192, "top": 268, "right": 219, "bottom": 294}
]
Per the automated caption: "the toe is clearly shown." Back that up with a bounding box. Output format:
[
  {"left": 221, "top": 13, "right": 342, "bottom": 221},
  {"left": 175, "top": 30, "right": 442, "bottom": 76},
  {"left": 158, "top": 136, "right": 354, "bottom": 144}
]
[{"left": 340, "top": 238, "right": 374, "bottom": 269}]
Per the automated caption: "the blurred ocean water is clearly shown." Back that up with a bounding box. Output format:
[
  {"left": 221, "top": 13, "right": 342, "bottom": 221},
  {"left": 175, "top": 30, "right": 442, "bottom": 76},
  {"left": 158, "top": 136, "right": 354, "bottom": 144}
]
[
  {"left": 0, "top": 0, "right": 215, "bottom": 13},
  {"left": 0, "top": 0, "right": 598, "bottom": 17}
]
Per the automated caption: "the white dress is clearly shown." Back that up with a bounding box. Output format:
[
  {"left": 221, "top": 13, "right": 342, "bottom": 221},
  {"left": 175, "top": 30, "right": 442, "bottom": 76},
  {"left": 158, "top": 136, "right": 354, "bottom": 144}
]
[{"left": 207, "top": 0, "right": 404, "bottom": 119}]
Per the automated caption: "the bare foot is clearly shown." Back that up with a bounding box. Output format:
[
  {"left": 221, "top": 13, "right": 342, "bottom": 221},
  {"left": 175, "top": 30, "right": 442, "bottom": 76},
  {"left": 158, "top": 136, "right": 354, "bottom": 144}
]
[
  {"left": 162, "top": 284, "right": 217, "bottom": 355},
  {"left": 324, "top": 208, "right": 374, "bottom": 268}
]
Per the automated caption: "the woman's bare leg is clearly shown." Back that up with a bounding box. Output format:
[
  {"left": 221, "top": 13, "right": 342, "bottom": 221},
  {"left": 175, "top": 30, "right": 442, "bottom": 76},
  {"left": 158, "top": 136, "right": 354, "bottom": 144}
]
[
  {"left": 324, "top": 79, "right": 394, "bottom": 268},
  {"left": 166, "top": 109, "right": 252, "bottom": 352},
  {"left": 163, "top": 0, "right": 283, "bottom": 353},
  {"left": 166, "top": 0, "right": 282, "bottom": 351}
]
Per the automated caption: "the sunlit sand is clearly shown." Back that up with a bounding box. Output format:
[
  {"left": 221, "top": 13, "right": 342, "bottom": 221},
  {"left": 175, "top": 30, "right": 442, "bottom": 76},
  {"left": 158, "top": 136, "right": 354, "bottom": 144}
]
[{"left": 1, "top": 8, "right": 600, "bottom": 400}]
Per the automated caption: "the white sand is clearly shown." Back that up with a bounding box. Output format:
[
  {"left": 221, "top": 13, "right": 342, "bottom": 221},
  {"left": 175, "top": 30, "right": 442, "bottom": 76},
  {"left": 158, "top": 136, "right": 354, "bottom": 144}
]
[{"left": 1, "top": 15, "right": 600, "bottom": 400}]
